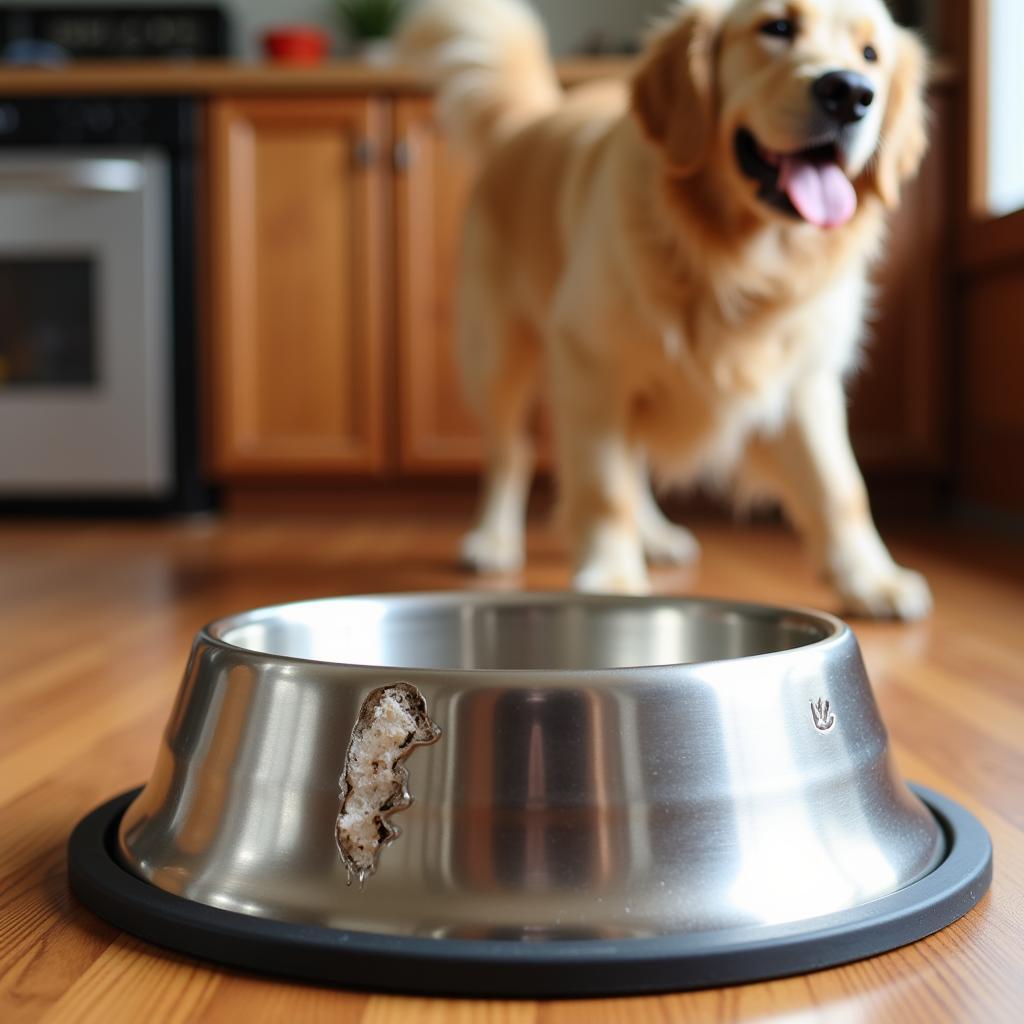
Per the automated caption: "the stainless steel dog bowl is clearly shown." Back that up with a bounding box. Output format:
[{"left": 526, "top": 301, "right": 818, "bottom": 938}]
[{"left": 69, "top": 594, "right": 992, "bottom": 996}]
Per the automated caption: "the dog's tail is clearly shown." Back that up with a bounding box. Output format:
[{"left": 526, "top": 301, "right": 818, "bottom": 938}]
[{"left": 398, "top": 0, "right": 561, "bottom": 154}]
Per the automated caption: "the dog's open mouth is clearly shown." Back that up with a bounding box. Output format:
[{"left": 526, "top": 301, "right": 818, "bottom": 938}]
[{"left": 735, "top": 128, "right": 857, "bottom": 229}]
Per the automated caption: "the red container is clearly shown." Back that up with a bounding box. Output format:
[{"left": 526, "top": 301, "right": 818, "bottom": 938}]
[{"left": 263, "top": 26, "right": 331, "bottom": 65}]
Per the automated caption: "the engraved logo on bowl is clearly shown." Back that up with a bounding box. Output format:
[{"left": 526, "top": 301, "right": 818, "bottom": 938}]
[{"left": 811, "top": 698, "right": 836, "bottom": 732}]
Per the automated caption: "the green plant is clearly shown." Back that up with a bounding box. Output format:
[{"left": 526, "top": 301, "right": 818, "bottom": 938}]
[{"left": 335, "top": 0, "right": 406, "bottom": 41}]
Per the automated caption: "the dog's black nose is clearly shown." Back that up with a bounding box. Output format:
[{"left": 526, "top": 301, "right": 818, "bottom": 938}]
[{"left": 813, "top": 71, "right": 876, "bottom": 124}]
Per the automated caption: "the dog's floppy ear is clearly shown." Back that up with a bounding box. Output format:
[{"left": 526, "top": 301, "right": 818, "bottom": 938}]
[
  {"left": 868, "top": 28, "right": 929, "bottom": 208},
  {"left": 631, "top": 1, "right": 722, "bottom": 176}
]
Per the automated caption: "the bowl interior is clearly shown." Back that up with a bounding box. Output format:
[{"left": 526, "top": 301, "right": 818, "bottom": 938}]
[{"left": 211, "top": 596, "right": 835, "bottom": 672}]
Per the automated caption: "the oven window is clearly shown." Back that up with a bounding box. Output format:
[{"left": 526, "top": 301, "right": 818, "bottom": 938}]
[{"left": 0, "top": 258, "right": 96, "bottom": 387}]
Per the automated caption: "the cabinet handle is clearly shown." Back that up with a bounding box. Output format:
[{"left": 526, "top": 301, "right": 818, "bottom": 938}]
[
  {"left": 353, "top": 138, "right": 377, "bottom": 169},
  {"left": 393, "top": 139, "right": 412, "bottom": 173}
]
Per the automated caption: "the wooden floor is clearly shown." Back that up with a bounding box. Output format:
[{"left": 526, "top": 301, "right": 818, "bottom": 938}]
[{"left": 1, "top": 514, "right": 1022, "bottom": 1023}]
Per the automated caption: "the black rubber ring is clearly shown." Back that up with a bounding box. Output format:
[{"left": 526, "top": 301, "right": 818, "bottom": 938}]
[{"left": 67, "top": 784, "right": 992, "bottom": 998}]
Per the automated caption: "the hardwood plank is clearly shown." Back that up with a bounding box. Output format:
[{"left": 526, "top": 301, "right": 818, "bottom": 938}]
[
  {"left": 363, "top": 997, "right": 537, "bottom": 1024},
  {"left": 39, "top": 937, "right": 221, "bottom": 1024},
  {"left": 0, "top": 714, "right": 167, "bottom": 991},
  {"left": 0, "top": 678, "right": 169, "bottom": 807},
  {"left": 0, "top": 517, "right": 1021, "bottom": 1023},
  {"left": 0, "top": 894, "right": 116, "bottom": 1024},
  {"left": 193, "top": 975, "right": 369, "bottom": 1024}
]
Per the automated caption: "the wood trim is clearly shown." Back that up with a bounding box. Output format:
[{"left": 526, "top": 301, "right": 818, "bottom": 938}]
[
  {"left": 946, "top": 0, "right": 988, "bottom": 227},
  {"left": 393, "top": 97, "right": 482, "bottom": 473},
  {"left": 967, "top": 0, "right": 991, "bottom": 218},
  {"left": 222, "top": 479, "right": 490, "bottom": 518},
  {"left": 196, "top": 100, "right": 215, "bottom": 487},
  {"left": 947, "top": 1, "right": 1024, "bottom": 515},
  {"left": 960, "top": 424, "right": 1024, "bottom": 510},
  {"left": 207, "top": 96, "right": 241, "bottom": 478},
  {"left": 960, "top": 208, "right": 1024, "bottom": 274},
  {"left": 209, "top": 98, "right": 255, "bottom": 473},
  {"left": 360, "top": 100, "right": 389, "bottom": 474}
]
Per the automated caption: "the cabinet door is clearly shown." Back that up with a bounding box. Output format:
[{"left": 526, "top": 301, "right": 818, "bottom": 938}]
[
  {"left": 209, "top": 97, "right": 387, "bottom": 478},
  {"left": 393, "top": 97, "right": 482, "bottom": 472}
]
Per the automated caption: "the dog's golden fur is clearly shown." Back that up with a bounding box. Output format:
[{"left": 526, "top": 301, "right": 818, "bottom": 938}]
[{"left": 401, "top": 0, "right": 932, "bottom": 618}]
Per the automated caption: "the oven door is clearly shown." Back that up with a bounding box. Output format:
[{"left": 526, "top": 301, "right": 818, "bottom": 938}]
[{"left": 0, "top": 150, "right": 171, "bottom": 496}]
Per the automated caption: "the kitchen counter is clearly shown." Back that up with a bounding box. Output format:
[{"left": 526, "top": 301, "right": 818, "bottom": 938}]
[
  {"left": 0, "top": 516, "right": 1020, "bottom": 1022},
  {"left": 0, "top": 57, "right": 635, "bottom": 95},
  {"left": 0, "top": 55, "right": 958, "bottom": 96}
]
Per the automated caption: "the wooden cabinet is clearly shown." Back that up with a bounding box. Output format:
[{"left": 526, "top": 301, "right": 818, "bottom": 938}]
[
  {"left": 209, "top": 92, "right": 481, "bottom": 480},
  {"left": 393, "top": 97, "right": 481, "bottom": 472},
  {"left": 209, "top": 97, "right": 388, "bottom": 478}
]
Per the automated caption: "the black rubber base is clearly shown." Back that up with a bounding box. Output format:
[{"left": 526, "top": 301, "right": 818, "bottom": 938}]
[{"left": 68, "top": 785, "right": 992, "bottom": 998}]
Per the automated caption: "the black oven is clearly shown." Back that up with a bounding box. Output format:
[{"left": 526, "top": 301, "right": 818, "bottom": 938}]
[
  {"left": 0, "top": 6, "right": 229, "bottom": 61},
  {"left": 0, "top": 96, "right": 210, "bottom": 514}
]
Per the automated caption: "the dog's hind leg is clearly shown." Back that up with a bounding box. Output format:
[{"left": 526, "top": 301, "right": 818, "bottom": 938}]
[
  {"left": 635, "top": 452, "right": 701, "bottom": 566},
  {"left": 459, "top": 318, "right": 540, "bottom": 576}
]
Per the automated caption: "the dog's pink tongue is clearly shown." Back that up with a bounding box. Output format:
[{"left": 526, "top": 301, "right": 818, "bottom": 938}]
[{"left": 779, "top": 157, "right": 857, "bottom": 228}]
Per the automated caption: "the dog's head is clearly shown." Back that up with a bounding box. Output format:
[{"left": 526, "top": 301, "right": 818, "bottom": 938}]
[{"left": 632, "top": 0, "right": 928, "bottom": 228}]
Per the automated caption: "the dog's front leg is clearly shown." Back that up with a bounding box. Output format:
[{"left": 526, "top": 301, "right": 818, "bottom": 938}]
[
  {"left": 745, "top": 372, "right": 932, "bottom": 620},
  {"left": 635, "top": 449, "right": 701, "bottom": 566},
  {"left": 550, "top": 330, "right": 649, "bottom": 595}
]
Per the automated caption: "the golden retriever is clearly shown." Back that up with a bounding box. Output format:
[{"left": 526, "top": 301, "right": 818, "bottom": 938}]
[{"left": 401, "top": 0, "right": 932, "bottom": 619}]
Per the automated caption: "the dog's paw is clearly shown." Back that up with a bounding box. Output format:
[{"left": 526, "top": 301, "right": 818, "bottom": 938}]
[
  {"left": 836, "top": 565, "right": 933, "bottom": 621},
  {"left": 575, "top": 562, "right": 651, "bottom": 595},
  {"left": 641, "top": 522, "right": 701, "bottom": 566},
  {"left": 574, "top": 546, "right": 650, "bottom": 595},
  {"left": 459, "top": 527, "right": 524, "bottom": 575}
]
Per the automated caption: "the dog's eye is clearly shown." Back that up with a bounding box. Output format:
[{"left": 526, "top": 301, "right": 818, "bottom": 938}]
[
  {"left": 863, "top": 44, "right": 878, "bottom": 63},
  {"left": 760, "top": 18, "right": 797, "bottom": 40}
]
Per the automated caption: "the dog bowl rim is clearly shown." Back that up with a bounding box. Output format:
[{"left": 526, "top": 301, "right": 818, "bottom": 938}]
[
  {"left": 199, "top": 591, "right": 851, "bottom": 678},
  {"left": 68, "top": 784, "right": 993, "bottom": 998}
]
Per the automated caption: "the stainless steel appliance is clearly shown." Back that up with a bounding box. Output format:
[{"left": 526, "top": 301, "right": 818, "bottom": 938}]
[
  {"left": 0, "top": 6, "right": 229, "bottom": 61},
  {"left": 0, "top": 97, "right": 207, "bottom": 511},
  {"left": 68, "top": 594, "right": 992, "bottom": 996}
]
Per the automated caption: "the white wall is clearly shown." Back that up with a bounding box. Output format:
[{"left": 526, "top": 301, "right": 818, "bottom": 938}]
[
  {"left": 536, "top": 0, "right": 668, "bottom": 54},
  {"left": 987, "top": 0, "right": 1024, "bottom": 217}
]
